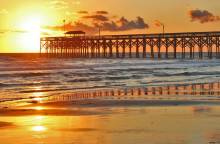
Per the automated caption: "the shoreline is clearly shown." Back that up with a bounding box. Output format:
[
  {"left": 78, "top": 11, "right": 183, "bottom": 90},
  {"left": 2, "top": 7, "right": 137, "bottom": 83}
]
[{"left": 1, "top": 99, "right": 220, "bottom": 116}]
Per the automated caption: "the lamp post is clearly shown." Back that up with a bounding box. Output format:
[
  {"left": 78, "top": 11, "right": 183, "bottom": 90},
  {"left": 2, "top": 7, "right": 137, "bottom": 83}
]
[
  {"left": 63, "top": 20, "right": 66, "bottom": 31},
  {"left": 155, "top": 20, "right": 165, "bottom": 37},
  {"left": 63, "top": 19, "right": 66, "bottom": 37},
  {"left": 98, "top": 26, "right": 101, "bottom": 37}
]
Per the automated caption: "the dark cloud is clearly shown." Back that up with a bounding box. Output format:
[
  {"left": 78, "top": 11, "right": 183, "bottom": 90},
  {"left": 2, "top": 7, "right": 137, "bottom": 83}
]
[
  {"left": 77, "top": 11, "right": 89, "bottom": 14},
  {"left": 43, "top": 11, "right": 149, "bottom": 34},
  {"left": 43, "top": 22, "right": 97, "bottom": 34},
  {"left": 82, "top": 14, "right": 109, "bottom": 22},
  {"left": 96, "top": 11, "right": 108, "bottom": 15},
  {"left": 189, "top": 9, "right": 220, "bottom": 23},
  {"left": 94, "top": 16, "right": 149, "bottom": 31},
  {"left": 117, "top": 16, "right": 149, "bottom": 30}
]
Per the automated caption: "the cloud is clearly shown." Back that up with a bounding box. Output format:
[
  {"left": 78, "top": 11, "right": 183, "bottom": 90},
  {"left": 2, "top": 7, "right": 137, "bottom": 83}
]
[
  {"left": 43, "top": 10, "right": 149, "bottom": 34},
  {"left": 49, "top": 0, "right": 68, "bottom": 10},
  {"left": 77, "top": 11, "right": 89, "bottom": 14},
  {"left": 116, "top": 16, "right": 149, "bottom": 30},
  {"left": 93, "top": 16, "right": 149, "bottom": 31},
  {"left": 82, "top": 14, "right": 109, "bottom": 21},
  {"left": 0, "top": 9, "right": 9, "bottom": 15},
  {"left": 154, "top": 20, "right": 163, "bottom": 27},
  {"left": 0, "top": 29, "right": 29, "bottom": 35},
  {"left": 10, "top": 30, "right": 29, "bottom": 33},
  {"left": 96, "top": 11, "right": 108, "bottom": 15},
  {"left": 43, "top": 22, "right": 97, "bottom": 34},
  {"left": 189, "top": 9, "right": 220, "bottom": 23}
]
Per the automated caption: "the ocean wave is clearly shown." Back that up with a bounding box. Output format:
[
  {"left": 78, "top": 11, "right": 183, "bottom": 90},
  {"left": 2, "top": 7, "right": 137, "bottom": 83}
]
[
  {"left": 0, "top": 72, "right": 52, "bottom": 78},
  {"left": 154, "top": 71, "right": 220, "bottom": 77},
  {"left": 67, "top": 77, "right": 103, "bottom": 83},
  {"left": 105, "top": 76, "right": 131, "bottom": 80},
  {"left": 0, "top": 81, "right": 60, "bottom": 88}
]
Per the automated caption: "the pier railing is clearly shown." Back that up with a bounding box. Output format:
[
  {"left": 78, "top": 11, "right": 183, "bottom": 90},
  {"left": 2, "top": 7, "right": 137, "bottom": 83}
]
[{"left": 40, "top": 31, "right": 220, "bottom": 59}]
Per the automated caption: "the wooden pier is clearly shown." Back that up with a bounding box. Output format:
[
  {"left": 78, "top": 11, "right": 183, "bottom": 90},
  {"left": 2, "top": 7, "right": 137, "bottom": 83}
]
[{"left": 40, "top": 31, "right": 220, "bottom": 59}]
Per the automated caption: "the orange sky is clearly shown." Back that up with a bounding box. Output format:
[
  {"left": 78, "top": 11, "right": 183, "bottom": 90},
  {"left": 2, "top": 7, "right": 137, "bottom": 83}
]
[{"left": 0, "top": 0, "right": 220, "bottom": 53}]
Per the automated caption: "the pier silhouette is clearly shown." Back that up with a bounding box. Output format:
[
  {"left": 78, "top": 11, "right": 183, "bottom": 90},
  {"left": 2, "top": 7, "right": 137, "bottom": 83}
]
[{"left": 40, "top": 31, "right": 220, "bottom": 59}]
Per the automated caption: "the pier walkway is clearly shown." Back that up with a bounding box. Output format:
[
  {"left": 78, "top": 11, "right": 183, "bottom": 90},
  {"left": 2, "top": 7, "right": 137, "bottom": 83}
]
[{"left": 40, "top": 31, "right": 220, "bottom": 59}]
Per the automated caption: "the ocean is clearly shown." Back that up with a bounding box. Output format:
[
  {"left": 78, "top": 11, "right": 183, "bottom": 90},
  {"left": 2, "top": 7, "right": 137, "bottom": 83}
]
[{"left": 0, "top": 54, "right": 220, "bottom": 107}]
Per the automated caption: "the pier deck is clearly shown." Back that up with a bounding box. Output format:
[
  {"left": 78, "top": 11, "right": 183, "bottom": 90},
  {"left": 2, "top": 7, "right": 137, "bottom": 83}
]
[{"left": 40, "top": 31, "right": 220, "bottom": 59}]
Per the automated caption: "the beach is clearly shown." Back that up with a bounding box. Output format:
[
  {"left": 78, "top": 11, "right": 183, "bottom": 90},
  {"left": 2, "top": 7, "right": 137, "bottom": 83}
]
[
  {"left": 0, "top": 55, "right": 220, "bottom": 144},
  {"left": 1, "top": 104, "right": 220, "bottom": 144}
]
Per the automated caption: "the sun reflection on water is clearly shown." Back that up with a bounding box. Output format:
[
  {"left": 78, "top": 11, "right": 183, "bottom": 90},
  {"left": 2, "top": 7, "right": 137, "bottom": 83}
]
[
  {"left": 31, "top": 86, "right": 46, "bottom": 104},
  {"left": 35, "top": 106, "right": 45, "bottom": 111},
  {"left": 31, "top": 116, "right": 47, "bottom": 132},
  {"left": 32, "top": 125, "right": 47, "bottom": 132}
]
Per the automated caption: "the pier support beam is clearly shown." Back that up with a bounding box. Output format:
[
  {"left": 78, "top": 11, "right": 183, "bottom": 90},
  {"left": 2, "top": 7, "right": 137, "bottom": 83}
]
[
  {"left": 143, "top": 37, "right": 146, "bottom": 58},
  {"left": 40, "top": 31, "right": 220, "bottom": 59},
  {"left": 136, "top": 39, "right": 139, "bottom": 58}
]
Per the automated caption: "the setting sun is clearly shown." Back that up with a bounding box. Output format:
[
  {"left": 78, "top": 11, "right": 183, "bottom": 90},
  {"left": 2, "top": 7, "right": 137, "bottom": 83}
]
[{"left": 19, "top": 17, "right": 42, "bottom": 32}]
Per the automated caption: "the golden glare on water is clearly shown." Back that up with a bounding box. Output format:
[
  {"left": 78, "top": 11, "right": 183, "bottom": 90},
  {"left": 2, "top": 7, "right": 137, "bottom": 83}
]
[
  {"left": 32, "top": 125, "right": 47, "bottom": 132},
  {"left": 33, "top": 97, "right": 43, "bottom": 102},
  {"left": 35, "top": 106, "right": 45, "bottom": 111},
  {"left": 32, "top": 86, "right": 46, "bottom": 103},
  {"left": 31, "top": 116, "right": 47, "bottom": 132}
]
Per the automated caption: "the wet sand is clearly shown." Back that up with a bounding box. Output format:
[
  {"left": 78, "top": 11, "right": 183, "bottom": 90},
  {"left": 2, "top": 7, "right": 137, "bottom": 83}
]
[
  {"left": 1, "top": 105, "right": 220, "bottom": 144},
  {"left": 1, "top": 99, "right": 220, "bottom": 116},
  {"left": 1, "top": 92, "right": 220, "bottom": 144}
]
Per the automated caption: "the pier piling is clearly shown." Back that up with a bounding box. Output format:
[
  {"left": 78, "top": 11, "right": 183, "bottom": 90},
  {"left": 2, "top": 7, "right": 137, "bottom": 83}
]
[{"left": 40, "top": 31, "right": 220, "bottom": 59}]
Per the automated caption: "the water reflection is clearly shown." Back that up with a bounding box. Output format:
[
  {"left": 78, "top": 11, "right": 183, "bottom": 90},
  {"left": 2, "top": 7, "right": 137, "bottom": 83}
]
[
  {"left": 31, "top": 86, "right": 47, "bottom": 104},
  {"left": 35, "top": 106, "right": 45, "bottom": 111},
  {"left": 2, "top": 106, "right": 220, "bottom": 144},
  {"left": 32, "top": 125, "right": 47, "bottom": 132},
  {"left": 31, "top": 116, "right": 47, "bottom": 132},
  {"left": 45, "top": 81, "right": 220, "bottom": 103}
]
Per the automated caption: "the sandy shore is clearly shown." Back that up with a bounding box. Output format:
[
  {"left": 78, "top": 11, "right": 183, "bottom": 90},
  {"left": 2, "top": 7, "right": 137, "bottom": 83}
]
[
  {"left": 28, "top": 99, "right": 220, "bottom": 108},
  {"left": 1, "top": 100, "right": 220, "bottom": 144},
  {"left": 0, "top": 108, "right": 105, "bottom": 116},
  {"left": 1, "top": 99, "right": 220, "bottom": 116}
]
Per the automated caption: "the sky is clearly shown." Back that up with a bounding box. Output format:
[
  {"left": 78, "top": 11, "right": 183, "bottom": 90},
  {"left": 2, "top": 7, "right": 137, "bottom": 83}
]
[{"left": 0, "top": 0, "right": 220, "bottom": 53}]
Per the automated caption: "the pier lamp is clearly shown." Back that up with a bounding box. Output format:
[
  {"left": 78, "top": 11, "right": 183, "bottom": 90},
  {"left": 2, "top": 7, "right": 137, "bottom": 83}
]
[
  {"left": 155, "top": 20, "right": 165, "bottom": 37},
  {"left": 63, "top": 19, "right": 66, "bottom": 32},
  {"left": 98, "top": 26, "right": 101, "bottom": 37}
]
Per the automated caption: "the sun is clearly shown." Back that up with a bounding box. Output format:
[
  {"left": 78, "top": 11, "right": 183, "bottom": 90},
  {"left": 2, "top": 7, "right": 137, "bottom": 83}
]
[
  {"left": 17, "top": 15, "right": 43, "bottom": 52},
  {"left": 19, "top": 16, "right": 42, "bottom": 32}
]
